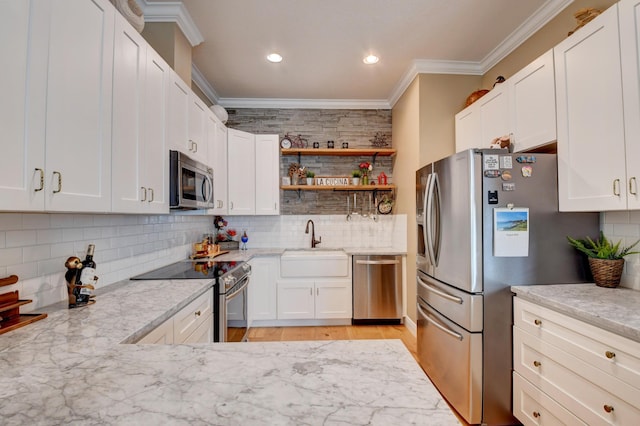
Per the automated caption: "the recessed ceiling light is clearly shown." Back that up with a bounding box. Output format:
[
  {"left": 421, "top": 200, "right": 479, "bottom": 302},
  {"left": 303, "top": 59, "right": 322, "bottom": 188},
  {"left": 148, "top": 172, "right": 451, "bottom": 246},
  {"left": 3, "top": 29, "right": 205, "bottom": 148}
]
[
  {"left": 267, "top": 53, "right": 283, "bottom": 63},
  {"left": 363, "top": 55, "right": 379, "bottom": 65}
]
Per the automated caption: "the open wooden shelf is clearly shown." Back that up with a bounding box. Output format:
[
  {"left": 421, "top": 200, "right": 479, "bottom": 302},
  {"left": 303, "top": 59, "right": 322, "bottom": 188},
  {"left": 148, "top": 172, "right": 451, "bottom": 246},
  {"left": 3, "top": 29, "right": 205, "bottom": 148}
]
[
  {"left": 0, "top": 281, "right": 48, "bottom": 335},
  {"left": 281, "top": 184, "right": 396, "bottom": 191},
  {"left": 281, "top": 148, "right": 396, "bottom": 157}
]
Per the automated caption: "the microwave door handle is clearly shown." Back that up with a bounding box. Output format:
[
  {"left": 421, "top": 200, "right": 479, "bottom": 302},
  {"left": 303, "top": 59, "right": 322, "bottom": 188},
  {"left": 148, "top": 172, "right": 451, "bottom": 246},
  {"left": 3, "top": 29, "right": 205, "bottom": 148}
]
[{"left": 202, "top": 175, "right": 213, "bottom": 202}]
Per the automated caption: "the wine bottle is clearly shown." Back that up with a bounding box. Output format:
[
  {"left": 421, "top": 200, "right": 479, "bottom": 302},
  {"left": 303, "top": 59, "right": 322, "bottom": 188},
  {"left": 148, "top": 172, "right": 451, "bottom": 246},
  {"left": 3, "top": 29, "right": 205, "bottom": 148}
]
[{"left": 78, "top": 244, "right": 97, "bottom": 300}]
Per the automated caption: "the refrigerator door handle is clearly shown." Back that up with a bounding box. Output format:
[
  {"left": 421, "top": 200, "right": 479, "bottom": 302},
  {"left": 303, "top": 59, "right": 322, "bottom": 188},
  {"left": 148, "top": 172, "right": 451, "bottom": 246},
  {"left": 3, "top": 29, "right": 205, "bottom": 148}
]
[
  {"left": 417, "top": 275, "right": 463, "bottom": 304},
  {"left": 426, "top": 172, "right": 441, "bottom": 266},
  {"left": 417, "top": 302, "right": 463, "bottom": 341},
  {"left": 423, "top": 173, "right": 433, "bottom": 265}
]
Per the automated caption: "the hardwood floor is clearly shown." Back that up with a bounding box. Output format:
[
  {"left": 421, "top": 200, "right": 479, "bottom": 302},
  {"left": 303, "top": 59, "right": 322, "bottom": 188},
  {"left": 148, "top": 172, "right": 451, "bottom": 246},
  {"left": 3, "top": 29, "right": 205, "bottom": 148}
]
[{"left": 247, "top": 324, "right": 418, "bottom": 361}]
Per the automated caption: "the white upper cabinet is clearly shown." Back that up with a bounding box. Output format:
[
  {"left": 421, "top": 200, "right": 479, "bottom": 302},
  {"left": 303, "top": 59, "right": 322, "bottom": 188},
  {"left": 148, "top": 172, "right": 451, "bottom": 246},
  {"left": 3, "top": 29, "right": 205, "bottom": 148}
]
[
  {"left": 2, "top": 0, "right": 115, "bottom": 212},
  {"left": 227, "top": 130, "right": 280, "bottom": 216},
  {"left": 478, "top": 83, "right": 510, "bottom": 149},
  {"left": 208, "top": 112, "right": 228, "bottom": 215},
  {"left": 0, "top": 0, "right": 43, "bottom": 210},
  {"left": 455, "top": 104, "right": 480, "bottom": 153},
  {"left": 227, "top": 129, "right": 256, "bottom": 215},
  {"left": 188, "top": 94, "right": 209, "bottom": 164},
  {"left": 555, "top": 5, "right": 628, "bottom": 211},
  {"left": 619, "top": 0, "right": 640, "bottom": 210},
  {"left": 167, "top": 72, "right": 190, "bottom": 158},
  {"left": 42, "top": 0, "right": 115, "bottom": 212},
  {"left": 111, "top": 14, "right": 169, "bottom": 214},
  {"left": 255, "top": 134, "right": 280, "bottom": 215},
  {"left": 508, "top": 49, "right": 557, "bottom": 153}
]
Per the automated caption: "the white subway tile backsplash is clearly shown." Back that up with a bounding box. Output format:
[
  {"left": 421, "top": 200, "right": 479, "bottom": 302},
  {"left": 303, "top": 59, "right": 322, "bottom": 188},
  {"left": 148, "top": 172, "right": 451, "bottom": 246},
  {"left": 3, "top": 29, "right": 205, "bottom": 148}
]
[
  {"left": 603, "top": 211, "right": 630, "bottom": 224},
  {"left": 603, "top": 212, "right": 640, "bottom": 290},
  {"left": 37, "top": 229, "right": 63, "bottom": 244},
  {"left": 613, "top": 223, "right": 640, "bottom": 237},
  {"left": 23, "top": 244, "right": 51, "bottom": 262},
  {"left": 629, "top": 210, "right": 640, "bottom": 222},
  {"left": 22, "top": 213, "right": 50, "bottom": 229},
  {"left": 0, "top": 248, "right": 23, "bottom": 267},
  {"left": 6, "top": 230, "right": 37, "bottom": 247},
  {"left": 0, "top": 213, "right": 23, "bottom": 231}
]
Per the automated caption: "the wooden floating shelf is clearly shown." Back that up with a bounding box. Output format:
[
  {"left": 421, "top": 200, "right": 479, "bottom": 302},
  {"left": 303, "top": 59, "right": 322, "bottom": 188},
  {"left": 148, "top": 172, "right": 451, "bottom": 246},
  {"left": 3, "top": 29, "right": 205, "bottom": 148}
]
[
  {"left": 280, "top": 148, "right": 396, "bottom": 157},
  {"left": 281, "top": 184, "right": 396, "bottom": 191}
]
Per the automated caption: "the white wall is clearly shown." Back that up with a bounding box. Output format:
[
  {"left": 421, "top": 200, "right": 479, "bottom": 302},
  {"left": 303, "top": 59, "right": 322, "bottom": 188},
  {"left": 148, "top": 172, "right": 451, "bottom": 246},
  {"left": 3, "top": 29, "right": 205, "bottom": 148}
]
[
  {"left": 0, "top": 213, "right": 212, "bottom": 311},
  {"left": 602, "top": 211, "right": 640, "bottom": 290}
]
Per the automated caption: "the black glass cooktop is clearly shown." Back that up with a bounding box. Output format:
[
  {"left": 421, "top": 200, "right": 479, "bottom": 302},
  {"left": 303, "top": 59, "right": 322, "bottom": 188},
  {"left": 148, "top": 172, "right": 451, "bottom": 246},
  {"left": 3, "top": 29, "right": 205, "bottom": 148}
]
[{"left": 130, "top": 260, "right": 243, "bottom": 281}]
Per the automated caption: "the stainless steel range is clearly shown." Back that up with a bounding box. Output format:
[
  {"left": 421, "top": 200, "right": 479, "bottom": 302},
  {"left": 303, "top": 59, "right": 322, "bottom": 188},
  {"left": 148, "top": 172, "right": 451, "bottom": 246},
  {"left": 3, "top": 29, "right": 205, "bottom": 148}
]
[{"left": 131, "top": 260, "right": 251, "bottom": 342}]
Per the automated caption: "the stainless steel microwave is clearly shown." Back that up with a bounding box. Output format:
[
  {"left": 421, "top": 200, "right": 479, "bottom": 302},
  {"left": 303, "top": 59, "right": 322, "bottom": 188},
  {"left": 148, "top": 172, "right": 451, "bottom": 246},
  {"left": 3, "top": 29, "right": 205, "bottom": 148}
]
[{"left": 169, "top": 150, "right": 214, "bottom": 210}]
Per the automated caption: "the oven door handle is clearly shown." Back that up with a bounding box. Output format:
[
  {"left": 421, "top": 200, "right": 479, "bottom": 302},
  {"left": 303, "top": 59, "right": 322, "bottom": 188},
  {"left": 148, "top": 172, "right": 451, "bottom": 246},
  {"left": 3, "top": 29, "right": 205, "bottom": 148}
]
[
  {"left": 226, "top": 277, "right": 249, "bottom": 301},
  {"left": 417, "top": 302, "right": 463, "bottom": 341},
  {"left": 417, "top": 275, "right": 463, "bottom": 304}
]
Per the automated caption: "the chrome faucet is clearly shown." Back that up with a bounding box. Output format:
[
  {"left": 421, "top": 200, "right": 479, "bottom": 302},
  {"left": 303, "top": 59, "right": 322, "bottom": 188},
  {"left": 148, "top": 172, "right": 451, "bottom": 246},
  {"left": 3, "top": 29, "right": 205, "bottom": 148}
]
[{"left": 305, "top": 219, "right": 321, "bottom": 248}]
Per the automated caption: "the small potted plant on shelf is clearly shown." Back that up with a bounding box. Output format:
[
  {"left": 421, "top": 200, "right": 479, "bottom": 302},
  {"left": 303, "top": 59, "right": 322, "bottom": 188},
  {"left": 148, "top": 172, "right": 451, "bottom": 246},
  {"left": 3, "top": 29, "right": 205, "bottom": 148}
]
[
  {"left": 567, "top": 231, "right": 640, "bottom": 288},
  {"left": 351, "top": 170, "right": 361, "bottom": 186},
  {"left": 305, "top": 170, "right": 315, "bottom": 185}
]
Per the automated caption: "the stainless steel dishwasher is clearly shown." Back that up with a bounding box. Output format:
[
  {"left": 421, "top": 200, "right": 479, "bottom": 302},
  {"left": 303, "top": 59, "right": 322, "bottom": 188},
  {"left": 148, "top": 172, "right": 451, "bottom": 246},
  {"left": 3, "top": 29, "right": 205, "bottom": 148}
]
[{"left": 352, "top": 255, "right": 403, "bottom": 324}]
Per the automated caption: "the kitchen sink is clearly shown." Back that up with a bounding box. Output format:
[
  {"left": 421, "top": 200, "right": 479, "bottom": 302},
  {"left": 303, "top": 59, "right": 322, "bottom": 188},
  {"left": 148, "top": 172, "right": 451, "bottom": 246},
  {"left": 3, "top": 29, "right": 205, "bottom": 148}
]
[{"left": 280, "top": 249, "right": 349, "bottom": 277}]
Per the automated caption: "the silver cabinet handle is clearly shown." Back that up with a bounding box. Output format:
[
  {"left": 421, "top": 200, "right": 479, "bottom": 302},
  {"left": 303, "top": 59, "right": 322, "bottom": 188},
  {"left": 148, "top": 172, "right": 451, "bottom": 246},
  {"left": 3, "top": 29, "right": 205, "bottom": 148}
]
[
  {"left": 140, "top": 187, "right": 147, "bottom": 202},
  {"left": 310, "top": 288, "right": 313, "bottom": 296},
  {"left": 217, "top": 200, "right": 223, "bottom": 208},
  {"left": 34, "top": 168, "right": 44, "bottom": 192},
  {"left": 356, "top": 259, "right": 400, "bottom": 265},
  {"left": 630, "top": 177, "right": 637, "bottom": 196},
  {"left": 613, "top": 179, "right": 621, "bottom": 196},
  {"left": 52, "top": 171, "right": 62, "bottom": 193},
  {"left": 230, "top": 201, "right": 234, "bottom": 210},
  {"left": 417, "top": 276, "right": 463, "bottom": 304},
  {"left": 148, "top": 188, "right": 154, "bottom": 202},
  {"left": 417, "top": 302, "right": 463, "bottom": 341}
]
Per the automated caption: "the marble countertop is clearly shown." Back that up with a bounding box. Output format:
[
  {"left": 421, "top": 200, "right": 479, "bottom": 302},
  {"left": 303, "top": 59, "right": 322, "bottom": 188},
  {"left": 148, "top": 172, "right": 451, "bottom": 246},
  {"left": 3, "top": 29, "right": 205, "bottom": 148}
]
[
  {"left": 1, "top": 275, "right": 458, "bottom": 425},
  {"left": 215, "top": 248, "right": 406, "bottom": 262},
  {"left": 511, "top": 283, "right": 640, "bottom": 343}
]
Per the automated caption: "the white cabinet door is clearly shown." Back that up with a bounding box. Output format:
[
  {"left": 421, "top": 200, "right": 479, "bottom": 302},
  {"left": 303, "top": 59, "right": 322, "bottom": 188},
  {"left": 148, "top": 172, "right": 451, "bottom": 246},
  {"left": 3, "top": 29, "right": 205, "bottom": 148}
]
[
  {"left": 478, "top": 84, "right": 509, "bottom": 149},
  {"left": 255, "top": 134, "right": 280, "bottom": 215},
  {"left": 249, "top": 257, "right": 279, "bottom": 322},
  {"left": 111, "top": 14, "right": 145, "bottom": 213},
  {"left": 188, "top": 94, "right": 208, "bottom": 164},
  {"left": 168, "top": 72, "right": 190, "bottom": 156},
  {"left": 455, "top": 104, "right": 480, "bottom": 153},
  {"left": 619, "top": 0, "right": 640, "bottom": 210},
  {"left": 509, "top": 49, "right": 557, "bottom": 153},
  {"left": 138, "top": 317, "right": 174, "bottom": 344},
  {"left": 173, "top": 290, "right": 213, "bottom": 344},
  {"left": 209, "top": 113, "right": 228, "bottom": 214},
  {"left": 277, "top": 280, "right": 314, "bottom": 320},
  {"left": 555, "top": 6, "right": 628, "bottom": 211},
  {"left": 141, "top": 49, "right": 170, "bottom": 213},
  {"left": 42, "top": 0, "right": 115, "bottom": 212},
  {"left": 227, "top": 128, "right": 256, "bottom": 215},
  {"left": 182, "top": 314, "right": 213, "bottom": 344},
  {"left": 315, "top": 279, "right": 352, "bottom": 319},
  {"left": 0, "top": 0, "right": 45, "bottom": 211}
]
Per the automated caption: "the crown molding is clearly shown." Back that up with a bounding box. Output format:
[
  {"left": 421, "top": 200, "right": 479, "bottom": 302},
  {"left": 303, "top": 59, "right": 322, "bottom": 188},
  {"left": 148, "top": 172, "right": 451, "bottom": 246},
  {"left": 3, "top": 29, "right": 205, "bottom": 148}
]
[
  {"left": 138, "top": 0, "right": 204, "bottom": 46},
  {"left": 191, "top": 65, "right": 220, "bottom": 105},
  {"left": 480, "top": 0, "right": 573, "bottom": 71},
  {"left": 217, "top": 98, "right": 391, "bottom": 110}
]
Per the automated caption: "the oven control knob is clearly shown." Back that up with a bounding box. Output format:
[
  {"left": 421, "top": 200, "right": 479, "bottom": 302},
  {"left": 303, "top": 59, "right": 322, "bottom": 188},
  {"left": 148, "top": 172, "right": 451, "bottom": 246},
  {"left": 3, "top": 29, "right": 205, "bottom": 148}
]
[
  {"left": 223, "top": 275, "right": 236, "bottom": 287},
  {"left": 242, "top": 264, "right": 251, "bottom": 274}
]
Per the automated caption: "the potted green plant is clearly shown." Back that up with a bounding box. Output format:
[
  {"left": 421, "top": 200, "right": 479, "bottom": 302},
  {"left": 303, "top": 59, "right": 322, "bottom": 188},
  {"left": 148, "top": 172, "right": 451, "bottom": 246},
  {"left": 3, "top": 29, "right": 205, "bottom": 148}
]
[
  {"left": 351, "top": 170, "right": 361, "bottom": 185},
  {"left": 567, "top": 231, "right": 640, "bottom": 287},
  {"left": 305, "top": 170, "right": 315, "bottom": 185}
]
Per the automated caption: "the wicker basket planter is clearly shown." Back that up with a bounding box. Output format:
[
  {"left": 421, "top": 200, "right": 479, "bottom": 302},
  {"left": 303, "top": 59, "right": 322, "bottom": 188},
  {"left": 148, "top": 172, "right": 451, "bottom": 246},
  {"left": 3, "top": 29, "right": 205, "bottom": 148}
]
[{"left": 588, "top": 258, "right": 624, "bottom": 288}]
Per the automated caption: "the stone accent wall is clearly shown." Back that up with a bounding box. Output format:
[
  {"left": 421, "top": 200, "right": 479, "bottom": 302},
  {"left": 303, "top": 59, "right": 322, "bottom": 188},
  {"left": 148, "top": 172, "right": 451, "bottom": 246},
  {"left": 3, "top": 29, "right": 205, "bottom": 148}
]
[{"left": 226, "top": 108, "right": 393, "bottom": 215}]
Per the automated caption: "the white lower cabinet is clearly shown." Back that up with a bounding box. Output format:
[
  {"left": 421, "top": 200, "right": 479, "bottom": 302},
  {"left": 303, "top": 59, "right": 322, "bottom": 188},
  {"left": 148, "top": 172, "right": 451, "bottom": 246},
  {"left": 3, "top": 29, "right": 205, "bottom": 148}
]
[
  {"left": 248, "top": 257, "right": 279, "bottom": 322},
  {"left": 512, "top": 297, "right": 640, "bottom": 425},
  {"left": 138, "top": 289, "right": 213, "bottom": 344},
  {"left": 277, "top": 279, "right": 352, "bottom": 320}
]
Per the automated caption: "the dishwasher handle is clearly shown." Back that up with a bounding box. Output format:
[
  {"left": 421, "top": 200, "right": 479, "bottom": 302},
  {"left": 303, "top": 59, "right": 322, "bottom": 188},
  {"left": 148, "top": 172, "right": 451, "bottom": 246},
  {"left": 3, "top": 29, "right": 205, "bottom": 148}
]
[{"left": 355, "top": 259, "right": 400, "bottom": 265}]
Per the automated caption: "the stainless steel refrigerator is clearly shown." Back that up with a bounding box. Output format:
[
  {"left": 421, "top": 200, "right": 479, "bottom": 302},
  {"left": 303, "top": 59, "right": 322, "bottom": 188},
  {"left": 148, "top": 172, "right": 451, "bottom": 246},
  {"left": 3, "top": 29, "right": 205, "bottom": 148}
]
[{"left": 415, "top": 149, "right": 599, "bottom": 425}]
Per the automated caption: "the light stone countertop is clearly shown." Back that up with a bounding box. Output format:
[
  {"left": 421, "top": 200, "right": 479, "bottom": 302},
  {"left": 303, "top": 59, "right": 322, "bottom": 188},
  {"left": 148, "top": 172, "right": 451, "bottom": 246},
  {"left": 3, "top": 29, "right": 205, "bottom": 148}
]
[
  {"left": 214, "top": 247, "right": 406, "bottom": 262},
  {"left": 511, "top": 283, "right": 640, "bottom": 343},
  {"left": 1, "top": 273, "right": 458, "bottom": 425}
]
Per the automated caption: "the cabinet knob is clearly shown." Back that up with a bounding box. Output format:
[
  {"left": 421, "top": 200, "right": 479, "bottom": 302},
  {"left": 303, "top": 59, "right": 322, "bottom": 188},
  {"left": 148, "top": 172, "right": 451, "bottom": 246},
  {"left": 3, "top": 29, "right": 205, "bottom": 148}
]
[
  {"left": 605, "top": 350, "right": 616, "bottom": 359},
  {"left": 533, "top": 360, "right": 541, "bottom": 367},
  {"left": 194, "top": 310, "right": 201, "bottom": 317},
  {"left": 534, "top": 319, "right": 542, "bottom": 326},
  {"left": 532, "top": 411, "right": 541, "bottom": 418},
  {"left": 603, "top": 404, "right": 614, "bottom": 413}
]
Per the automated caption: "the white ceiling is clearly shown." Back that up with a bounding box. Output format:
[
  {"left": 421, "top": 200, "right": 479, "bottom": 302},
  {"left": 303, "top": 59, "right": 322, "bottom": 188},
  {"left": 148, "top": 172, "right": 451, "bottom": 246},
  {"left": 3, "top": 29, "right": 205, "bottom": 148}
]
[{"left": 141, "top": 0, "right": 573, "bottom": 108}]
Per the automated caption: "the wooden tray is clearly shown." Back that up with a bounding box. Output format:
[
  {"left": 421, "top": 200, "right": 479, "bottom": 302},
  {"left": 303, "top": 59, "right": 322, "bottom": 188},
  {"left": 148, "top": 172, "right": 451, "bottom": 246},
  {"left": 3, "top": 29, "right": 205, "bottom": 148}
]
[
  {"left": 0, "top": 313, "right": 48, "bottom": 335},
  {"left": 190, "top": 250, "right": 229, "bottom": 260},
  {"left": 0, "top": 277, "right": 48, "bottom": 335}
]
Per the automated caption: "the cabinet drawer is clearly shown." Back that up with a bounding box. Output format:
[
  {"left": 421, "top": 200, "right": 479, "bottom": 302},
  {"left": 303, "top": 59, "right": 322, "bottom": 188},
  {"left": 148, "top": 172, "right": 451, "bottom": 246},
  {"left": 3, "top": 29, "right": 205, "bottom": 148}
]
[
  {"left": 173, "top": 290, "right": 213, "bottom": 344},
  {"left": 513, "top": 371, "right": 587, "bottom": 426},
  {"left": 514, "top": 327, "right": 640, "bottom": 425},
  {"left": 514, "top": 298, "right": 640, "bottom": 391}
]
